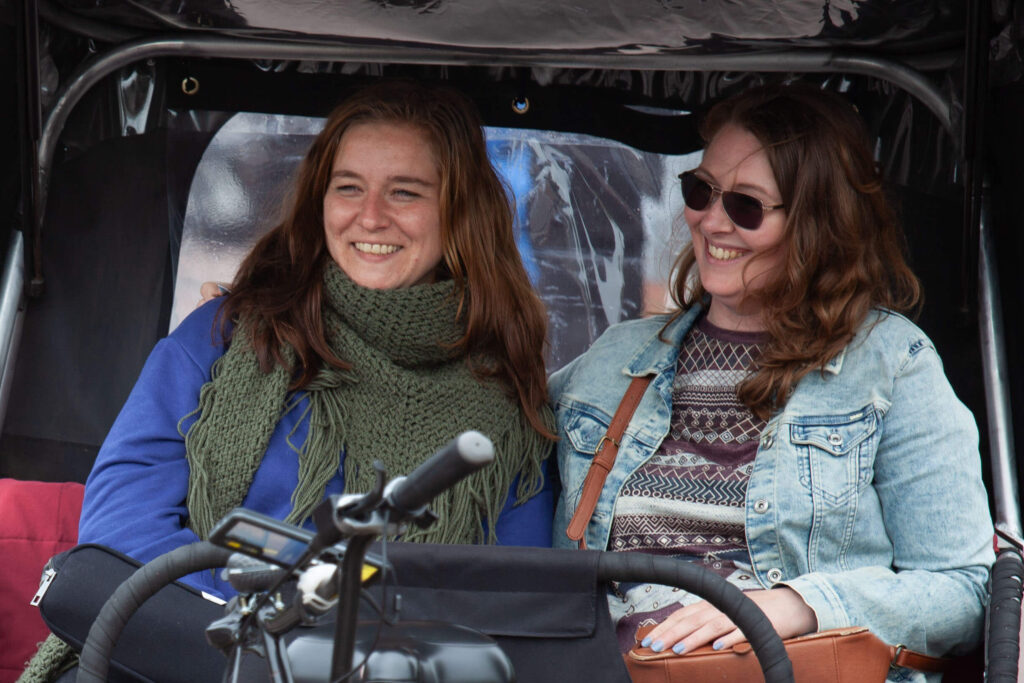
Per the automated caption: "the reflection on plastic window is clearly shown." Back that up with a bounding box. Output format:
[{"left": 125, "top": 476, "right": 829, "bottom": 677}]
[{"left": 171, "top": 114, "right": 696, "bottom": 371}]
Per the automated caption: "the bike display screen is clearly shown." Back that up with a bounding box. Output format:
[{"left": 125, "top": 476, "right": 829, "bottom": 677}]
[
  {"left": 210, "top": 507, "right": 389, "bottom": 582},
  {"left": 210, "top": 509, "right": 314, "bottom": 567}
]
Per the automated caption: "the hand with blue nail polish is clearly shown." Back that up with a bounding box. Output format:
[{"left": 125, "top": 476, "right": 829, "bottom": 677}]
[{"left": 638, "top": 587, "right": 817, "bottom": 656}]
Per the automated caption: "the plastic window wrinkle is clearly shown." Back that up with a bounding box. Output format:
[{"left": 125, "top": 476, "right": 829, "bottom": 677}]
[
  {"left": 117, "top": 63, "right": 158, "bottom": 136},
  {"left": 170, "top": 114, "right": 698, "bottom": 371}
]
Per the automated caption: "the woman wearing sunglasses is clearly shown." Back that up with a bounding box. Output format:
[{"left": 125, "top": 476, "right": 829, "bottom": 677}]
[{"left": 550, "top": 82, "right": 993, "bottom": 675}]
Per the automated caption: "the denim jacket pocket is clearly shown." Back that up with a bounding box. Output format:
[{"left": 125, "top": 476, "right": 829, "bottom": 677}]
[
  {"left": 790, "top": 406, "right": 879, "bottom": 507},
  {"left": 561, "top": 403, "right": 613, "bottom": 456},
  {"left": 557, "top": 401, "right": 613, "bottom": 504}
]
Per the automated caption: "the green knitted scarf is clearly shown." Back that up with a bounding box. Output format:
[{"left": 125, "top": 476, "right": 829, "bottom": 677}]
[{"left": 182, "top": 262, "right": 552, "bottom": 544}]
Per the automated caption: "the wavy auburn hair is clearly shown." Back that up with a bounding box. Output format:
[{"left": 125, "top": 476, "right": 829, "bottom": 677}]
[
  {"left": 219, "top": 80, "right": 553, "bottom": 437},
  {"left": 671, "top": 83, "right": 921, "bottom": 419}
]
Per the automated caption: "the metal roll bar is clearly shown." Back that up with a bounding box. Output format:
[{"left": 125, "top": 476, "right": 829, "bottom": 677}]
[
  {"left": 31, "top": 36, "right": 956, "bottom": 299},
  {"left": 0, "top": 232, "right": 26, "bottom": 436},
  {"left": 979, "top": 179, "right": 1022, "bottom": 542}
]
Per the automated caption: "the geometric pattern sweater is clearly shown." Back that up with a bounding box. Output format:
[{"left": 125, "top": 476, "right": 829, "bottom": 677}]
[{"left": 607, "top": 315, "right": 767, "bottom": 651}]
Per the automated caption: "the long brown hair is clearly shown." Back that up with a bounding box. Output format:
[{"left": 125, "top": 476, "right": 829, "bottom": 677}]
[
  {"left": 671, "top": 83, "right": 921, "bottom": 419},
  {"left": 219, "top": 80, "right": 553, "bottom": 437}
]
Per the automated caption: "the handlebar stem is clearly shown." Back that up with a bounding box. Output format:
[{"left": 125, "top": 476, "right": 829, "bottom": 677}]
[
  {"left": 334, "top": 505, "right": 406, "bottom": 537},
  {"left": 330, "top": 534, "right": 376, "bottom": 682}
]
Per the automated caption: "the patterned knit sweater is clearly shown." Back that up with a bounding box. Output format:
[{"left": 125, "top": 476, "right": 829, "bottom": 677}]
[{"left": 608, "top": 315, "right": 767, "bottom": 651}]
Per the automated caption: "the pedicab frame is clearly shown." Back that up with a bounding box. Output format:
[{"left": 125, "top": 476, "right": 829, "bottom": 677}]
[{"left": 4, "top": 0, "right": 1021, "bottom": 679}]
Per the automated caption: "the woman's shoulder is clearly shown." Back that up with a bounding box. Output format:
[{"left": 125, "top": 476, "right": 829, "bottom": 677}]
[
  {"left": 162, "top": 298, "right": 231, "bottom": 369},
  {"left": 802, "top": 309, "right": 941, "bottom": 399},
  {"left": 594, "top": 314, "right": 673, "bottom": 346},
  {"left": 548, "top": 313, "right": 677, "bottom": 404},
  {"left": 853, "top": 309, "right": 934, "bottom": 357}
]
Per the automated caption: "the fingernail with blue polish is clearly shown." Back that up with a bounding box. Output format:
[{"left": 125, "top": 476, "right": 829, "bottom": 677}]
[
  {"left": 640, "top": 636, "right": 652, "bottom": 648},
  {"left": 672, "top": 642, "right": 686, "bottom": 655},
  {"left": 651, "top": 640, "right": 664, "bottom": 652},
  {"left": 712, "top": 640, "right": 724, "bottom": 651}
]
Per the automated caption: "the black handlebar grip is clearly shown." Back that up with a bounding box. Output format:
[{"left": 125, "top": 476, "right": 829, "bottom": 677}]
[
  {"left": 77, "top": 541, "right": 234, "bottom": 683},
  {"left": 387, "top": 431, "right": 495, "bottom": 515},
  {"left": 986, "top": 548, "right": 1024, "bottom": 683}
]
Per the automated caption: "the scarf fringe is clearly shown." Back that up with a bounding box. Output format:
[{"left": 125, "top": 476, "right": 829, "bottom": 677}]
[
  {"left": 399, "top": 406, "right": 552, "bottom": 545},
  {"left": 17, "top": 634, "right": 76, "bottom": 683},
  {"left": 287, "top": 367, "right": 348, "bottom": 526},
  {"left": 184, "top": 342, "right": 290, "bottom": 540}
]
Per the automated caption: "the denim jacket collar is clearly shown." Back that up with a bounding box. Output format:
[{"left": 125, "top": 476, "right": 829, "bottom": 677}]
[
  {"left": 624, "top": 305, "right": 704, "bottom": 378},
  {"left": 629, "top": 302, "right": 848, "bottom": 377},
  {"left": 824, "top": 348, "right": 846, "bottom": 375}
]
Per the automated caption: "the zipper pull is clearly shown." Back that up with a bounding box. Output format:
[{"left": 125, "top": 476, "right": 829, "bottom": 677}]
[{"left": 30, "top": 567, "right": 57, "bottom": 606}]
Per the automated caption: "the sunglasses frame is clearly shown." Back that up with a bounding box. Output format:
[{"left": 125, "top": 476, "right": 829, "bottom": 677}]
[{"left": 678, "top": 170, "right": 785, "bottom": 231}]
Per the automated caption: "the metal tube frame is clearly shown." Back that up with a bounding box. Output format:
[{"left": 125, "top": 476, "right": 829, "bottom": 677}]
[
  {"left": 33, "top": 36, "right": 956, "bottom": 295},
  {"left": 0, "top": 232, "right": 26, "bottom": 437},
  {"left": 980, "top": 184, "right": 1022, "bottom": 542}
]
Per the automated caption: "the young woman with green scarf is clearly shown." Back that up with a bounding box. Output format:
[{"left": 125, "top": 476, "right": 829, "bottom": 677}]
[
  {"left": 22, "top": 79, "right": 558, "bottom": 682},
  {"left": 74, "top": 81, "right": 557, "bottom": 598},
  {"left": 20, "top": 79, "right": 559, "bottom": 680}
]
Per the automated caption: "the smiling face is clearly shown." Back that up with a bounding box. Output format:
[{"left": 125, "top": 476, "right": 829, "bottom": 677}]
[
  {"left": 322, "top": 121, "right": 444, "bottom": 290},
  {"left": 686, "top": 123, "right": 788, "bottom": 331}
]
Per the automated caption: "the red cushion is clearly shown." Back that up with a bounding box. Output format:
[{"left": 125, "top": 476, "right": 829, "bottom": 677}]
[{"left": 0, "top": 479, "right": 84, "bottom": 682}]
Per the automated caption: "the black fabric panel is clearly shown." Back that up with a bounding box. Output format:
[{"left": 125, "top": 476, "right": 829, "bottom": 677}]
[
  {"left": 0, "top": 21, "right": 18, "bottom": 257},
  {"left": 162, "top": 61, "right": 706, "bottom": 156},
  {"left": 0, "top": 435, "right": 95, "bottom": 483},
  {"left": 896, "top": 185, "right": 991, "bottom": 507},
  {"left": 0, "top": 128, "right": 213, "bottom": 479},
  {"left": 360, "top": 543, "right": 630, "bottom": 681},
  {"left": 363, "top": 543, "right": 600, "bottom": 638}
]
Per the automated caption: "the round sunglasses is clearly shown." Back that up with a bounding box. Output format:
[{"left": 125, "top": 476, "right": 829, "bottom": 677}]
[{"left": 678, "top": 171, "right": 784, "bottom": 231}]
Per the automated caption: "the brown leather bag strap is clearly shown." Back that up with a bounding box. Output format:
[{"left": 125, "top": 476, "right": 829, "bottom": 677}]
[
  {"left": 889, "top": 645, "right": 951, "bottom": 673},
  {"left": 565, "top": 375, "right": 654, "bottom": 549}
]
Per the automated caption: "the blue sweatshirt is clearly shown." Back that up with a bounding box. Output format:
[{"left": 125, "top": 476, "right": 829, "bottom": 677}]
[{"left": 79, "top": 300, "right": 554, "bottom": 598}]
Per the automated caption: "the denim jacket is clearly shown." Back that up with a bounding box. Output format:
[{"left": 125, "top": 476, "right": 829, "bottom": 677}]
[{"left": 550, "top": 305, "right": 994, "bottom": 658}]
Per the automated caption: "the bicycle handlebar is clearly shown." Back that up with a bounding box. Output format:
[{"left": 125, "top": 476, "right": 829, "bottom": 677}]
[
  {"left": 386, "top": 431, "right": 494, "bottom": 515},
  {"left": 986, "top": 548, "right": 1024, "bottom": 683}
]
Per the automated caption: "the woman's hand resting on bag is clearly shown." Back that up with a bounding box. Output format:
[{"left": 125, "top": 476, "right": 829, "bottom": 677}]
[{"left": 640, "top": 587, "right": 817, "bottom": 654}]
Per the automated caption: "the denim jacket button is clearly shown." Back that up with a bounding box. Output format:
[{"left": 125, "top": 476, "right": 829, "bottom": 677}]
[
  {"left": 754, "top": 499, "right": 770, "bottom": 514},
  {"left": 766, "top": 568, "right": 783, "bottom": 583},
  {"left": 760, "top": 433, "right": 774, "bottom": 449},
  {"left": 828, "top": 432, "right": 844, "bottom": 447}
]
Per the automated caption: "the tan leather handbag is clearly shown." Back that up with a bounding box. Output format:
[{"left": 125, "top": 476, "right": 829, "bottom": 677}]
[{"left": 626, "top": 624, "right": 948, "bottom": 683}]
